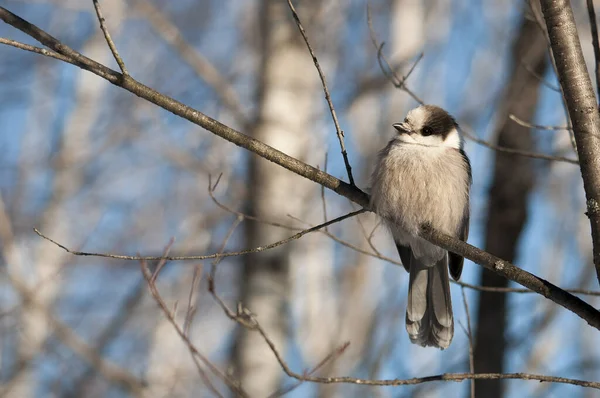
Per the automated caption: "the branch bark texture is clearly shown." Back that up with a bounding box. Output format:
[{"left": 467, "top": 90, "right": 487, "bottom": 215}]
[{"left": 541, "top": 0, "right": 600, "bottom": 284}]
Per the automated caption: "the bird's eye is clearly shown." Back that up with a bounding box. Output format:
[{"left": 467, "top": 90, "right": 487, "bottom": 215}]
[{"left": 422, "top": 126, "right": 434, "bottom": 136}]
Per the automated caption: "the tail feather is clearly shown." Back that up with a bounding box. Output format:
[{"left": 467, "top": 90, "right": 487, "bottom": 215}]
[{"left": 405, "top": 252, "right": 454, "bottom": 349}]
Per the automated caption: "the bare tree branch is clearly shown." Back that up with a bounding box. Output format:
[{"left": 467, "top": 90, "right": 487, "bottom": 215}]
[
  {"left": 140, "top": 259, "right": 241, "bottom": 398},
  {"left": 266, "top": 342, "right": 350, "bottom": 398},
  {"left": 92, "top": 0, "right": 128, "bottom": 75},
  {"left": 541, "top": 0, "right": 600, "bottom": 285},
  {"left": 1, "top": 7, "right": 367, "bottom": 204},
  {"left": 509, "top": 113, "right": 572, "bottom": 131},
  {"left": 366, "top": 4, "right": 578, "bottom": 165},
  {"left": 460, "top": 127, "right": 579, "bottom": 164},
  {"left": 208, "top": 252, "right": 600, "bottom": 390},
  {"left": 2, "top": 5, "right": 600, "bottom": 334},
  {"left": 366, "top": 4, "right": 424, "bottom": 104},
  {"left": 218, "top": 294, "right": 600, "bottom": 390},
  {"left": 33, "top": 209, "right": 365, "bottom": 261},
  {"left": 455, "top": 280, "right": 600, "bottom": 297},
  {"left": 421, "top": 224, "right": 600, "bottom": 329},
  {"left": 208, "top": 188, "right": 600, "bottom": 298},
  {"left": 0, "top": 37, "right": 73, "bottom": 63},
  {"left": 286, "top": 0, "right": 355, "bottom": 186}
]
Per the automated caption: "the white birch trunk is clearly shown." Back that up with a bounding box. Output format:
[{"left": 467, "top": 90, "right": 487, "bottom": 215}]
[{"left": 232, "top": 0, "right": 324, "bottom": 395}]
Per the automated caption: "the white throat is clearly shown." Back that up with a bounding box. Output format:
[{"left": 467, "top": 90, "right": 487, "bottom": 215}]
[{"left": 443, "top": 128, "right": 461, "bottom": 149}]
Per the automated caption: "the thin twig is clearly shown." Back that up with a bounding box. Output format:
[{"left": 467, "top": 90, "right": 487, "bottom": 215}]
[
  {"left": 92, "top": 0, "right": 128, "bottom": 75},
  {"left": 150, "top": 237, "right": 175, "bottom": 284},
  {"left": 455, "top": 280, "right": 600, "bottom": 296},
  {"left": 509, "top": 114, "right": 572, "bottom": 131},
  {"left": 400, "top": 52, "right": 424, "bottom": 88},
  {"left": 366, "top": 4, "right": 424, "bottom": 104},
  {"left": 286, "top": 0, "right": 355, "bottom": 186},
  {"left": 365, "top": 5, "right": 578, "bottom": 165},
  {"left": 222, "top": 295, "right": 600, "bottom": 389},
  {"left": 460, "top": 127, "right": 579, "bottom": 164},
  {"left": 211, "top": 184, "right": 402, "bottom": 264},
  {"left": 461, "top": 288, "right": 475, "bottom": 398},
  {"left": 519, "top": 57, "right": 561, "bottom": 92},
  {"left": 208, "top": 181, "right": 294, "bottom": 231},
  {"left": 287, "top": 213, "right": 397, "bottom": 264},
  {"left": 141, "top": 259, "right": 239, "bottom": 398},
  {"left": 528, "top": 0, "right": 578, "bottom": 151},
  {"left": 208, "top": 266, "right": 600, "bottom": 391},
  {"left": 208, "top": 190, "right": 600, "bottom": 298},
  {"left": 321, "top": 153, "right": 329, "bottom": 229},
  {"left": 183, "top": 263, "right": 203, "bottom": 337},
  {"left": 266, "top": 342, "right": 351, "bottom": 398},
  {"left": 366, "top": 220, "right": 382, "bottom": 252},
  {"left": 208, "top": 215, "right": 244, "bottom": 296},
  {"left": 354, "top": 214, "right": 381, "bottom": 256},
  {"left": 0, "top": 37, "right": 73, "bottom": 63},
  {"left": 586, "top": 0, "right": 600, "bottom": 99},
  {"left": 33, "top": 210, "right": 366, "bottom": 262}
]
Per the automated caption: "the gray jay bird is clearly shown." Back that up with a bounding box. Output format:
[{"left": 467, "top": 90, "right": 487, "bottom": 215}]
[{"left": 370, "top": 105, "right": 471, "bottom": 349}]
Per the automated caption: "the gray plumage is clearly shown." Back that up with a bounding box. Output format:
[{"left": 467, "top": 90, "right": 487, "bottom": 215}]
[{"left": 370, "top": 105, "right": 471, "bottom": 349}]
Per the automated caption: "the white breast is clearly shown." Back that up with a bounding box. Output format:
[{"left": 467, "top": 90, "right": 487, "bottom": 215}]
[{"left": 370, "top": 140, "right": 469, "bottom": 239}]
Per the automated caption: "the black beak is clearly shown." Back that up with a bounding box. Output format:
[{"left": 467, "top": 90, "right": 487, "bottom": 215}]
[{"left": 393, "top": 122, "right": 412, "bottom": 134}]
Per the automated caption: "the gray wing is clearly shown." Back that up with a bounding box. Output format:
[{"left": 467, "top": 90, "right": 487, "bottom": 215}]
[
  {"left": 448, "top": 150, "right": 471, "bottom": 281},
  {"left": 395, "top": 243, "right": 412, "bottom": 272},
  {"left": 448, "top": 206, "right": 469, "bottom": 280}
]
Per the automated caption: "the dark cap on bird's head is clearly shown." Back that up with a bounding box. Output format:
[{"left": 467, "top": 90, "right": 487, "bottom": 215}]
[{"left": 393, "top": 105, "right": 458, "bottom": 139}]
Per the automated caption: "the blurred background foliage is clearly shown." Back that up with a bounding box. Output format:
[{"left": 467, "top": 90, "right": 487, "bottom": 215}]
[{"left": 0, "top": 0, "right": 598, "bottom": 397}]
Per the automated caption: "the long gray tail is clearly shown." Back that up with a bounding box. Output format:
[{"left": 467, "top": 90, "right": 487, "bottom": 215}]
[{"left": 405, "top": 252, "right": 454, "bottom": 349}]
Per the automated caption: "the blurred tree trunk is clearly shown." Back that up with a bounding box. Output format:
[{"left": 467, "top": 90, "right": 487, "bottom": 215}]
[
  {"left": 473, "top": 8, "right": 549, "bottom": 398},
  {"left": 5, "top": 2, "right": 126, "bottom": 396},
  {"left": 231, "top": 0, "right": 321, "bottom": 395}
]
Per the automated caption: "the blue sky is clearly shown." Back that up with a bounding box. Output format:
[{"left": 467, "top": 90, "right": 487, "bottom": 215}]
[{"left": 1, "top": 0, "right": 598, "bottom": 397}]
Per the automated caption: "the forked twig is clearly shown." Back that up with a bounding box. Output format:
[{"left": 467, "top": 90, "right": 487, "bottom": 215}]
[
  {"left": 209, "top": 291, "right": 600, "bottom": 389},
  {"left": 266, "top": 342, "right": 351, "bottom": 398},
  {"left": 141, "top": 256, "right": 243, "bottom": 398},
  {"left": 33, "top": 208, "right": 365, "bottom": 262},
  {"left": 92, "top": 0, "right": 128, "bottom": 75},
  {"left": 366, "top": 4, "right": 424, "bottom": 104},
  {"left": 286, "top": 0, "right": 355, "bottom": 186}
]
